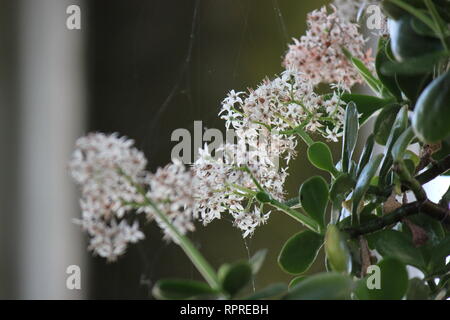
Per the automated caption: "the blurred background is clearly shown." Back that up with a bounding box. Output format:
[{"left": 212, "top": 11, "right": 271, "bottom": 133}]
[{"left": 1, "top": 0, "right": 446, "bottom": 299}]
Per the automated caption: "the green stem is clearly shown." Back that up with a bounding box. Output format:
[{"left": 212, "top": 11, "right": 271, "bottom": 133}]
[
  {"left": 122, "top": 172, "right": 221, "bottom": 291},
  {"left": 239, "top": 166, "right": 265, "bottom": 192},
  {"left": 294, "top": 126, "right": 314, "bottom": 147},
  {"left": 268, "top": 198, "right": 321, "bottom": 234},
  {"left": 145, "top": 198, "right": 221, "bottom": 291},
  {"left": 395, "top": 161, "right": 427, "bottom": 201},
  {"left": 283, "top": 197, "right": 300, "bottom": 207},
  {"left": 424, "top": 0, "right": 450, "bottom": 53},
  {"left": 344, "top": 199, "right": 450, "bottom": 237},
  {"left": 343, "top": 201, "right": 421, "bottom": 237}
]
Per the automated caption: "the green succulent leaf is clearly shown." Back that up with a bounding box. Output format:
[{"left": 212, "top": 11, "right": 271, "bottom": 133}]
[
  {"left": 356, "top": 133, "right": 375, "bottom": 177},
  {"left": 278, "top": 230, "right": 324, "bottom": 275},
  {"left": 372, "top": 229, "right": 425, "bottom": 269},
  {"left": 284, "top": 273, "right": 354, "bottom": 300},
  {"left": 412, "top": 70, "right": 450, "bottom": 143},
  {"left": 242, "top": 283, "right": 288, "bottom": 300},
  {"left": 374, "top": 104, "right": 401, "bottom": 146},
  {"left": 152, "top": 279, "right": 218, "bottom": 300},
  {"left": 355, "top": 257, "right": 408, "bottom": 300},
  {"left": 299, "top": 176, "right": 329, "bottom": 229},
  {"left": 288, "top": 276, "right": 307, "bottom": 290},
  {"left": 428, "top": 235, "right": 450, "bottom": 273},
  {"left": 218, "top": 261, "right": 253, "bottom": 297},
  {"left": 340, "top": 93, "right": 395, "bottom": 125},
  {"left": 307, "top": 142, "right": 338, "bottom": 177},
  {"left": 343, "top": 48, "right": 384, "bottom": 95},
  {"left": 342, "top": 102, "right": 359, "bottom": 173},
  {"left": 329, "top": 173, "right": 355, "bottom": 203},
  {"left": 380, "top": 51, "right": 448, "bottom": 75},
  {"left": 352, "top": 154, "right": 384, "bottom": 224},
  {"left": 379, "top": 106, "right": 409, "bottom": 185},
  {"left": 375, "top": 37, "right": 402, "bottom": 99},
  {"left": 324, "top": 225, "right": 352, "bottom": 274},
  {"left": 392, "top": 127, "right": 415, "bottom": 161}
]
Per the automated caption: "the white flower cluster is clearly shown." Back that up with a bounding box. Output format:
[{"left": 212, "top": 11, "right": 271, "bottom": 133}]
[
  {"left": 283, "top": 6, "right": 373, "bottom": 89},
  {"left": 70, "top": 4, "right": 377, "bottom": 249},
  {"left": 220, "top": 69, "right": 347, "bottom": 145},
  {"left": 69, "top": 133, "right": 147, "bottom": 261},
  {"left": 143, "top": 159, "right": 197, "bottom": 242},
  {"left": 70, "top": 133, "right": 200, "bottom": 260},
  {"left": 193, "top": 144, "right": 276, "bottom": 238},
  {"left": 192, "top": 69, "right": 347, "bottom": 237}
]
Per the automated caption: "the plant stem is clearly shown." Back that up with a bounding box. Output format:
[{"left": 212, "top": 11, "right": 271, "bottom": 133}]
[
  {"left": 367, "top": 155, "right": 450, "bottom": 199},
  {"left": 344, "top": 201, "right": 421, "bottom": 237},
  {"left": 294, "top": 126, "right": 314, "bottom": 147},
  {"left": 283, "top": 197, "right": 300, "bottom": 207},
  {"left": 344, "top": 200, "right": 450, "bottom": 237},
  {"left": 395, "top": 162, "right": 427, "bottom": 201},
  {"left": 415, "top": 155, "right": 450, "bottom": 186},
  {"left": 145, "top": 198, "right": 221, "bottom": 290},
  {"left": 268, "top": 198, "right": 321, "bottom": 234},
  {"left": 124, "top": 174, "right": 221, "bottom": 291}
]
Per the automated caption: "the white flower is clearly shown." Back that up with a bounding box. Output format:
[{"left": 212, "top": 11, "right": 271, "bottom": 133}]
[
  {"left": 192, "top": 140, "right": 286, "bottom": 238},
  {"left": 325, "top": 126, "right": 343, "bottom": 143},
  {"left": 69, "top": 132, "right": 147, "bottom": 219},
  {"left": 69, "top": 133, "right": 147, "bottom": 261},
  {"left": 283, "top": 5, "right": 373, "bottom": 90},
  {"left": 232, "top": 207, "right": 271, "bottom": 238},
  {"left": 143, "top": 159, "right": 197, "bottom": 243}
]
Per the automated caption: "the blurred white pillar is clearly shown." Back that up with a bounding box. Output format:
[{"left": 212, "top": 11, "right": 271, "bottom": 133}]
[{"left": 18, "top": 0, "right": 86, "bottom": 299}]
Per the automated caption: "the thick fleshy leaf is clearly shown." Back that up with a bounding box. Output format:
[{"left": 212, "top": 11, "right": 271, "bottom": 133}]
[
  {"left": 307, "top": 142, "right": 338, "bottom": 176},
  {"left": 278, "top": 230, "right": 323, "bottom": 275},
  {"left": 341, "top": 102, "right": 359, "bottom": 173},
  {"left": 355, "top": 258, "right": 408, "bottom": 300},
  {"left": 379, "top": 106, "right": 409, "bottom": 185},
  {"left": 392, "top": 127, "right": 415, "bottom": 161},
  {"left": 329, "top": 173, "right": 355, "bottom": 203},
  {"left": 396, "top": 72, "right": 433, "bottom": 103},
  {"left": 352, "top": 154, "right": 383, "bottom": 223},
  {"left": 374, "top": 104, "right": 401, "bottom": 146},
  {"left": 343, "top": 48, "right": 384, "bottom": 95},
  {"left": 375, "top": 37, "right": 402, "bottom": 99},
  {"left": 289, "top": 276, "right": 306, "bottom": 289},
  {"left": 243, "top": 283, "right": 287, "bottom": 300},
  {"left": 388, "top": 15, "right": 443, "bottom": 62},
  {"left": 218, "top": 261, "right": 252, "bottom": 297},
  {"left": 284, "top": 273, "right": 353, "bottom": 300},
  {"left": 356, "top": 134, "right": 375, "bottom": 177},
  {"left": 412, "top": 70, "right": 450, "bottom": 143},
  {"left": 428, "top": 235, "right": 450, "bottom": 273},
  {"left": 152, "top": 279, "right": 217, "bottom": 300},
  {"left": 380, "top": 51, "right": 448, "bottom": 75},
  {"left": 372, "top": 230, "right": 425, "bottom": 269},
  {"left": 299, "top": 176, "right": 329, "bottom": 228},
  {"left": 324, "top": 225, "right": 352, "bottom": 274},
  {"left": 340, "top": 94, "right": 392, "bottom": 125}
]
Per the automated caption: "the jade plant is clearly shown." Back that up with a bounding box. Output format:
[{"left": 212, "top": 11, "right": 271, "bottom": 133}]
[{"left": 69, "top": 1, "right": 450, "bottom": 300}]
